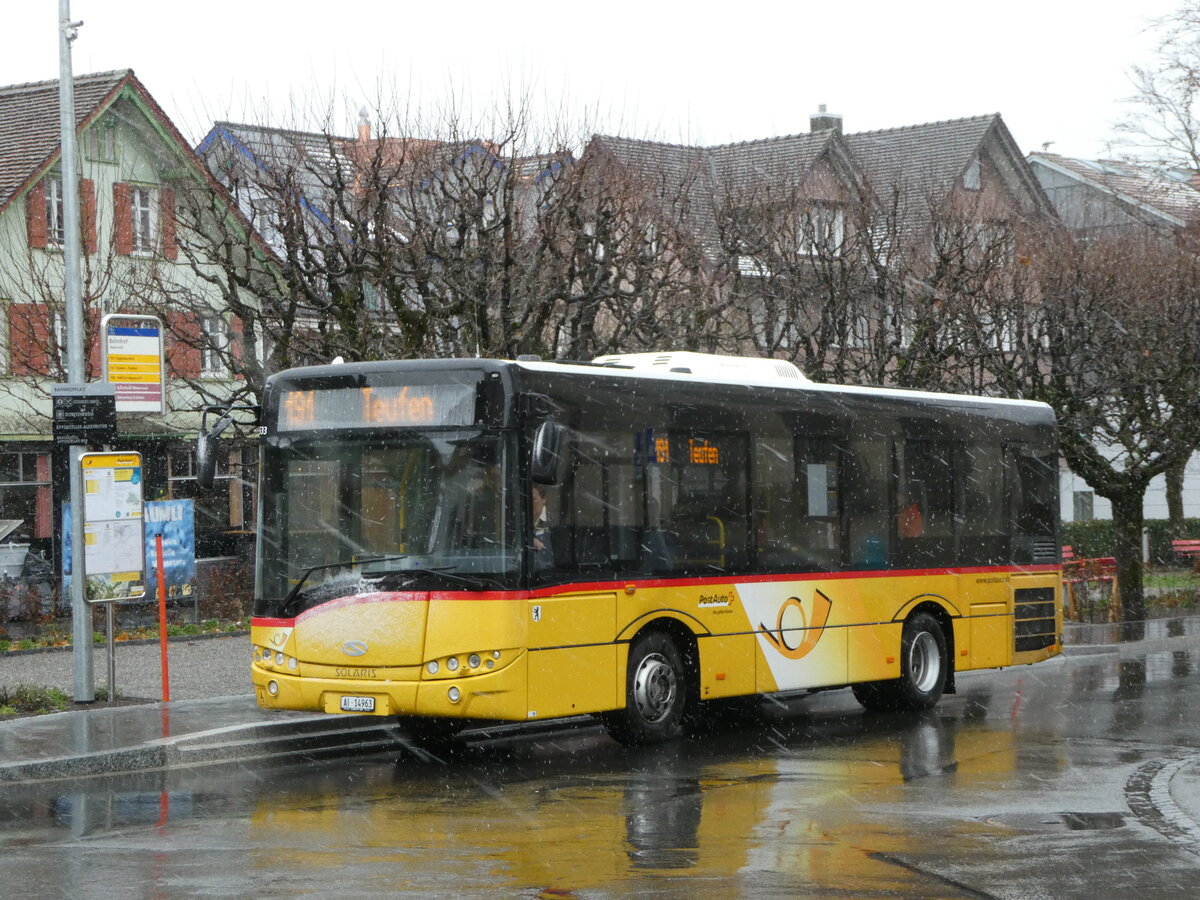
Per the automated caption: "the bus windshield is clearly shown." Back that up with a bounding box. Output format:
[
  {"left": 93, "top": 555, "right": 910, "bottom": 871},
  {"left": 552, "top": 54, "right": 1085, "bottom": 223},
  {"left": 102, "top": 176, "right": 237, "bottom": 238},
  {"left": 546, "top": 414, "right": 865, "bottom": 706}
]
[{"left": 257, "top": 430, "right": 517, "bottom": 616}]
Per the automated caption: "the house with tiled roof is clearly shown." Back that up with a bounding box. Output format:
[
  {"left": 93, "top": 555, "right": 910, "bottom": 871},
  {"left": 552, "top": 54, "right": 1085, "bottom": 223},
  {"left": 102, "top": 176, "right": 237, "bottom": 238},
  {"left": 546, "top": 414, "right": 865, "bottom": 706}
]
[
  {"left": 0, "top": 70, "right": 260, "bottom": 563},
  {"left": 1027, "top": 152, "right": 1200, "bottom": 233},
  {"left": 844, "top": 112, "right": 1053, "bottom": 229},
  {"left": 1027, "top": 152, "right": 1200, "bottom": 524},
  {"left": 572, "top": 109, "right": 1055, "bottom": 368},
  {"left": 584, "top": 109, "right": 1053, "bottom": 263},
  {"left": 197, "top": 117, "right": 569, "bottom": 255}
]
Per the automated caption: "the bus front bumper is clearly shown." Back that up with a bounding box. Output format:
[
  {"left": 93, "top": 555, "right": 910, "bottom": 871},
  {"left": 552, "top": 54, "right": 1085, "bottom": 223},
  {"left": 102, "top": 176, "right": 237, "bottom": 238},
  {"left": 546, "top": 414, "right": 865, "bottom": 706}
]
[{"left": 252, "top": 651, "right": 530, "bottom": 721}]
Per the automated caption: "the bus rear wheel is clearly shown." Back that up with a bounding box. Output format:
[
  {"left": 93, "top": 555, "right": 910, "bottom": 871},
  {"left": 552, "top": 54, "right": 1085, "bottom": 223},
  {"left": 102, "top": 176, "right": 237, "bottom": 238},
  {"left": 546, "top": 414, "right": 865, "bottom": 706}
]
[
  {"left": 602, "top": 632, "right": 688, "bottom": 746},
  {"left": 853, "top": 611, "right": 947, "bottom": 712}
]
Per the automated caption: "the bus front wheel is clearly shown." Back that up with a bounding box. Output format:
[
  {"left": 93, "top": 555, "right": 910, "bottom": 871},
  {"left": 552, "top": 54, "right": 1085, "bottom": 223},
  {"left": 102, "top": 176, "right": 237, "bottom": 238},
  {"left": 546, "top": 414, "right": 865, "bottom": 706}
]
[
  {"left": 853, "top": 611, "right": 947, "bottom": 711},
  {"left": 602, "top": 632, "right": 687, "bottom": 746}
]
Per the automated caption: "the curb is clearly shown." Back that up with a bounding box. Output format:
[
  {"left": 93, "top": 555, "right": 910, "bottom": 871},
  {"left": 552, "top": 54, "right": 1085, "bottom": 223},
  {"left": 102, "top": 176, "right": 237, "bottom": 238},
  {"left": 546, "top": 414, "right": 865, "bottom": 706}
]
[
  {"left": 0, "top": 712, "right": 403, "bottom": 784},
  {"left": 0, "top": 711, "right": 606, "bottom": 784},
  {"left": 1063, "top": 632, "right": 1200, "bottom": 658}
]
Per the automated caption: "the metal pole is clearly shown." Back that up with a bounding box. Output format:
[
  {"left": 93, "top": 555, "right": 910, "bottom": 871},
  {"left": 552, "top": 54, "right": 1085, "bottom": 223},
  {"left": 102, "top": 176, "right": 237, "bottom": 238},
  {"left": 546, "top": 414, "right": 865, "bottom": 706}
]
[{"left": 59, "top": 0, "right": 93, "bottom": 702}]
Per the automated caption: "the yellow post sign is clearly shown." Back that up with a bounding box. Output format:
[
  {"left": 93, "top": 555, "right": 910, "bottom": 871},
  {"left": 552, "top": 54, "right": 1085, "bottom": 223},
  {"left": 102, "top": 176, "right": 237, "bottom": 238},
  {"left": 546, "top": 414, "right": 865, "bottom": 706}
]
[{"left": 80, "top": 452, "right": 146, "bottom": 602}]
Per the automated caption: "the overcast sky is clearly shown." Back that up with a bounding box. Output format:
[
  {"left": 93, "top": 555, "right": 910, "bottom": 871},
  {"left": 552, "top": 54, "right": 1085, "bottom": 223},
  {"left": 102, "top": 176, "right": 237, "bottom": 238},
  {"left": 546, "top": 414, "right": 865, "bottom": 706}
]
[{"left": 0, "top": 0, "right": 1185, "bottom": 158}]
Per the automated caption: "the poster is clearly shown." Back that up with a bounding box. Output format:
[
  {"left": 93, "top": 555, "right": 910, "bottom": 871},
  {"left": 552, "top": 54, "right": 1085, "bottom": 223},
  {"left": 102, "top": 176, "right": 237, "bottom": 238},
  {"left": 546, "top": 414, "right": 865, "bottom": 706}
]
[{"left": 63, "top": 499, "right": 195, "bottom": 603}]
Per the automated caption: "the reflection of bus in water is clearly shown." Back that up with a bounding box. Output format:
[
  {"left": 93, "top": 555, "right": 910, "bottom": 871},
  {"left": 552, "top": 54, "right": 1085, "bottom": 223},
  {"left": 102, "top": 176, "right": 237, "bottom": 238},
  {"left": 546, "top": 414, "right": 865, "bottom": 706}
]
[
  {"left": 235, "top": 351, "right": 1061, "bottom": 744},
  {"left": 247, "top": 711, "right": 1028, "bottom": 895}
]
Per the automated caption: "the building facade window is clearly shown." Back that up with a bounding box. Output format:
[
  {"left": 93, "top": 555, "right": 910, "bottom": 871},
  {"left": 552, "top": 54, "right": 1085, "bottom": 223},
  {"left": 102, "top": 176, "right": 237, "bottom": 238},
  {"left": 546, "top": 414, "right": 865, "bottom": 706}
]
[
  {"left": 201, "top": 315, "right": 229, "bottom": 375},
  {"left": 0, "top": 452, "right": 52, "bottom": 542},
  {"left": 1073, "top": 490, "right": 1094, "bottom": 522},
  {"left": 0, "top": 302, "right": 8, "bottom": 375},
  {"left": 169, "top": 445, "right": 251, "bottom": 556},
  {"left": 46, "top": 177, "right": 65, "bottom": 245},
  {"left": 50, "top": 309, "right": 66, "bottom": 368},
  {"left": 737, "top": 255, "right": 771, "bottom": 277},
  {"left": 131, "top": 186, "right": 158, "bottom": 254},
  {"left": 798, "top": 205, "right": 845, "bottom": 256}
]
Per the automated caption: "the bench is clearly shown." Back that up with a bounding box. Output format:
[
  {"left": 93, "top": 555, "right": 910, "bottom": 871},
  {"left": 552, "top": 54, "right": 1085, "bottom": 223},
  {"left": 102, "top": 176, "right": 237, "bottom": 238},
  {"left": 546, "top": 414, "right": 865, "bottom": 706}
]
[
  {"left": 1062, "top": 545, "right": 1075, "bottom": 562},
  {"left": 1171, "top": 538, "right": 1200, "bottom": 572},
  {"left": 1062, "top": 555, "right": 1119, "bottom": 623}
]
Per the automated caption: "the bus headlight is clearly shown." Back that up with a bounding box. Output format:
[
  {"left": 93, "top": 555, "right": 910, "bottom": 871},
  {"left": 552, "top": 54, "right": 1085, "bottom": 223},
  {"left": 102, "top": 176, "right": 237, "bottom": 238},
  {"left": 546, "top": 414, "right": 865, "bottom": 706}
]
[
  {"left": 267, "top": 680, "right": 279, "bottom": 696},
  {"left": 447, "top": 656, "right": 460, "bottom": 672},
  {"left": 427, "top": 661, "right": 439, "bottom": 675},
  {"left": 275, "top": 651, "right": 285, "bottom": 666},
  {"left": 448, "top": 686, "right": 461, "bottom": 703},
  {"left": 468, "top": 654, "right": 481, "bottom": 669}
]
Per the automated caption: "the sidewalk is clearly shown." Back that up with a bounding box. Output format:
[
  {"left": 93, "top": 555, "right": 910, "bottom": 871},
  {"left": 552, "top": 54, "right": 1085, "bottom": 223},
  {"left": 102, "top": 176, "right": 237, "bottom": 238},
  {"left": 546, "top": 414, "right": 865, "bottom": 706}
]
[
  {"left": 2, "top": 615, "right": 1198, "bottom": 784},
  {"left": 0, "top": 633, "right": 406, "bottom": 783},
  {"left": 1062, "top": 613, "right": 1200, "bottom": 656}
]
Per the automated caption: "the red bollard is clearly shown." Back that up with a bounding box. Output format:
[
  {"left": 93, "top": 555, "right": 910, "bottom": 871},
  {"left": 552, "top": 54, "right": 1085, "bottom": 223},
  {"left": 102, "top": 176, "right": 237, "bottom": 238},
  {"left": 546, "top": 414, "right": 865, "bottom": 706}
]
[{"left": 156, "top": 534, "right": 170, "bottom": 702}]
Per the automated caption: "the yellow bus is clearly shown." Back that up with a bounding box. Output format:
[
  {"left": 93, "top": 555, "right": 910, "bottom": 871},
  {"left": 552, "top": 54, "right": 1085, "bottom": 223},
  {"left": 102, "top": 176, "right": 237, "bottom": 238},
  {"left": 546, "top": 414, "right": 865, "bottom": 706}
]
[{"left": 228, "top": 351, "right": 1061, "bottom": 745}]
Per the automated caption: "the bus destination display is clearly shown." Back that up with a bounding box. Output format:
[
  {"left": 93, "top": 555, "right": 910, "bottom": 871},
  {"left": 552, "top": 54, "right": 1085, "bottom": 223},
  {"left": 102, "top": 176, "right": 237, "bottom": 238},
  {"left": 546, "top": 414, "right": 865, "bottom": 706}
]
[{"left": 279, "top": 383, "right": 477, "bottom": 431}]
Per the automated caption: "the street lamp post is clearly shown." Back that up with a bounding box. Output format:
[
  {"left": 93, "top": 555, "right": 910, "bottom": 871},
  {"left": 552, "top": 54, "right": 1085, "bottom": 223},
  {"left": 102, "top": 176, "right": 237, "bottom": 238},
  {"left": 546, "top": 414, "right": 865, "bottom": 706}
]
[{"left": 58, "top": 0, "right": 93, "bottom": 702}]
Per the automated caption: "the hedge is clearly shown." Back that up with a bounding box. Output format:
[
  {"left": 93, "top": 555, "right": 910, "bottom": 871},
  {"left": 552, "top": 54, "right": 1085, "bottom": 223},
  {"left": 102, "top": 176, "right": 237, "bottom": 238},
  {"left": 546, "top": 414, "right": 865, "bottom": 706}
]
[{"left": 1061, "top": 518, "right": 1200, "bottom": 564}]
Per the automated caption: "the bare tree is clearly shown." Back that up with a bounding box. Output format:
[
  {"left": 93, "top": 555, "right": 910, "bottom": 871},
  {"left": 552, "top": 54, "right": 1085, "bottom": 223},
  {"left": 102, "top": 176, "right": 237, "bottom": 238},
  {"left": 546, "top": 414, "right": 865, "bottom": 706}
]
[
  {"left": 1119, "top": 2, "right": 1200, "bottom": 167},
  {"left": 974, "top": 226, "right": 1200, "bottom": 624}
]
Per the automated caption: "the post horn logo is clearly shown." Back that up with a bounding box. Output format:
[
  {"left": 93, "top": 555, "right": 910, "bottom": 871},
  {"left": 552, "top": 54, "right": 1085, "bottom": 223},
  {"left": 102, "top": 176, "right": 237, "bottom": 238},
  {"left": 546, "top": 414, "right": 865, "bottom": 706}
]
[{"left": 761, "top": 590, "right": 832, "bottom": 660}]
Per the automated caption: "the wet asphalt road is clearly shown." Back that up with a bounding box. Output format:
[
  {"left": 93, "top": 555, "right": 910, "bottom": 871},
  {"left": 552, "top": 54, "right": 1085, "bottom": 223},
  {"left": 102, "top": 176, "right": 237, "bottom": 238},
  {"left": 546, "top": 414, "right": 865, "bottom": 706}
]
[
  {"left": 0, "top": 632, "right": 252, "bottom": 701},
  {"left": 1, "top": 640, "right": 1199, "bottom": 899}
]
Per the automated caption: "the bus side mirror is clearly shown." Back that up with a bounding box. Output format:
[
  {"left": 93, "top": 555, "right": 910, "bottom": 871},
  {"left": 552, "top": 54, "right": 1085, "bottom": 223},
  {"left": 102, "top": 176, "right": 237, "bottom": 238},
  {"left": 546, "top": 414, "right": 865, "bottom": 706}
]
[
  {"left": 531, "top": 422, "right": 566, "bottom": 485},
  {"left": 196, "top": 403, "right": 259, "bottom": 491},
  {"left": 196, "top": 431, "right": 218, "bottom": 491}
]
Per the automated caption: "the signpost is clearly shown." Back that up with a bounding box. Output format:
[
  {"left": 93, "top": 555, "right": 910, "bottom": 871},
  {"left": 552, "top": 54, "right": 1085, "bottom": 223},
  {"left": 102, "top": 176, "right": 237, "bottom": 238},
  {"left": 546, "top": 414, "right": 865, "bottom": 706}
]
[{"left": 52, "top": 383, "right": 116, "bottom": 445}]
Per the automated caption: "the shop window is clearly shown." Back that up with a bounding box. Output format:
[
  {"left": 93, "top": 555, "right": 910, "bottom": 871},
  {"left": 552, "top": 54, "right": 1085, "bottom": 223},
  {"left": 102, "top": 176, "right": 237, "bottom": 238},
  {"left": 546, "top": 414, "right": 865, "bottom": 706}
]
[{"left": 0, "top": 452, "right": 52, "bottom": 541}]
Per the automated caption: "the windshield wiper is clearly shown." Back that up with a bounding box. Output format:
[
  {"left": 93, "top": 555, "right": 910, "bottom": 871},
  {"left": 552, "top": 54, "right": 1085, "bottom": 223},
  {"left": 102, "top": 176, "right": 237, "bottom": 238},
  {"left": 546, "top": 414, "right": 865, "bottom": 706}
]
[
  {"left": 367, "top": 565, "right": 508, "bottom": 591},
  {"left": 280, "top": 554, "right": 407, "bottom": 616}
]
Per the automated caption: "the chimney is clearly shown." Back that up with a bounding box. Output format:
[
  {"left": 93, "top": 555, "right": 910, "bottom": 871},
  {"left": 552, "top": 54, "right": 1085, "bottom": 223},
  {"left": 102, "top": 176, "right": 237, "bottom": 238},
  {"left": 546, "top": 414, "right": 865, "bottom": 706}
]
[
  {"left": 358, "top": 107, "right": 371, "bottom": 143},
  {"left": 810, "top": 103, "right": 843, "bottom": 135}
]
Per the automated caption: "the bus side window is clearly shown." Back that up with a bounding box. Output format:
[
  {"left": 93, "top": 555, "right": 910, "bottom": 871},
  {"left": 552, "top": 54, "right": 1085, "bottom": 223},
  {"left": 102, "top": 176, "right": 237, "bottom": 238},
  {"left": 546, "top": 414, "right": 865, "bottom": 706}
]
[
  {"left": 841, "top": 440, "right": 890, "bottom": 568},
  {"left": 960, "top": 443, "right": 1007, "bottom": 564},
  {"left": 1008, "top": 445, "right": 1058, "bottom": 563},
  {"left": 555, "top": 429, "right": 644, "bottom": 575},
  {"left": 754, "top": 435, "right": 840, "bottom": 571},
  {"left": 896, "top": 439, "right": 956, "bottom": 567},
  {"left": 664, "top": 432, "right": 749, "bottom": 573}
]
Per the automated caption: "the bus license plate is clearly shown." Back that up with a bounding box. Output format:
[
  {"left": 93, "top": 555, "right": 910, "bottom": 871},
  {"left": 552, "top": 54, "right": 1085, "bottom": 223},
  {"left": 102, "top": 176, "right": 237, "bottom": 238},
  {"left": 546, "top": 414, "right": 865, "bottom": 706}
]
[{"left": 339, "top": 696, "right": 375, "bottom": 713}]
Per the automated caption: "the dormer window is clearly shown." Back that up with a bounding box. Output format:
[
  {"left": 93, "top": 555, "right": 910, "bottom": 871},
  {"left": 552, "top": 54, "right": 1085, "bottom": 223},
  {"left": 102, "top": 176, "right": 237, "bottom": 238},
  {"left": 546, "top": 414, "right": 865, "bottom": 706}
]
[
  {"left": 798, "top": 205, "right": 844, "bottom": 257},
  {"left": 963, "top": 157, "right": 982, "bottom": 191},
  {"left": 88, "top": 119, "right": 118, "bottom": 163}
]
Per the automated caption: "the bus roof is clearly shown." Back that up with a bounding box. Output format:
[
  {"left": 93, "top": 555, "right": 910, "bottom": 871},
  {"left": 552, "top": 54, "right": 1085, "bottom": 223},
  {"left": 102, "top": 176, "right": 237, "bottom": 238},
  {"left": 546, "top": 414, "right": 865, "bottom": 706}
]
[
  {"left": 263, "top": 353, "right": 1054, "bottom": 425},
  {"left": 515, "top": 353, "right": 1053, "bottom": 416}
]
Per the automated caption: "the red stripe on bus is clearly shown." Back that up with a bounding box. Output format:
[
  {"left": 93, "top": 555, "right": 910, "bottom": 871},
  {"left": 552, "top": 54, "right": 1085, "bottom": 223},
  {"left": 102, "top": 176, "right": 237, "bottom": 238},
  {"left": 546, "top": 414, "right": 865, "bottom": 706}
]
[{"left": 251, "top": 563, "right": 1060, "bottom": 624}]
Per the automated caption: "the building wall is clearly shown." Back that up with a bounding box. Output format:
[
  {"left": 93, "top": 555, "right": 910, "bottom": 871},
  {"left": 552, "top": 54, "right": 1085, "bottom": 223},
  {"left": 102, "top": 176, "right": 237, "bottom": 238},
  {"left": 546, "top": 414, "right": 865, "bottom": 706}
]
[
  {"left": 1060, "top": 452, "right": 1200, "bottom": 524},
  {"left": 0, "top": 89, "right": 252, "bottom": 558}
]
